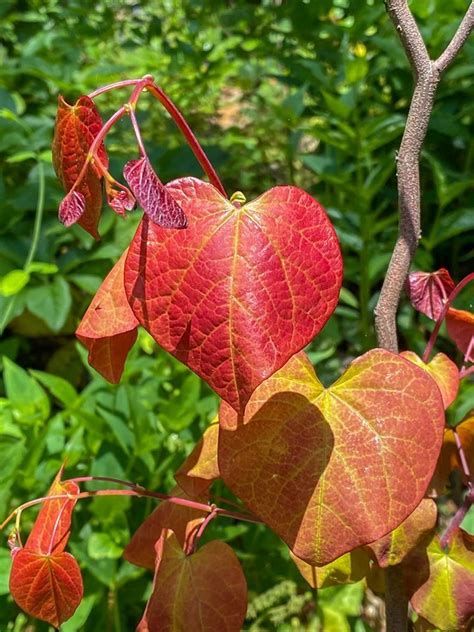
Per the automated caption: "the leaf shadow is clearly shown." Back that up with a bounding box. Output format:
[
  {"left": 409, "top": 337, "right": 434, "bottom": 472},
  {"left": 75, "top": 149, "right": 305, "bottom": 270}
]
[{"left": 220, "top": 391, "right": 334, "bottom": 552}]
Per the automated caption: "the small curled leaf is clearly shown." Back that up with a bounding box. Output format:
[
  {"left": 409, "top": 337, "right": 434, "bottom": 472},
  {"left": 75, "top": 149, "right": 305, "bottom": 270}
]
[
  {"left": 106, "top": 181, "right": 136, "bottom": 215},
  {"left": 123, "top": 157, "right": 187, "bottom": 228},
  {"left": 406, "top": 269, "right": 455, "bottom": 320},
  {"left": 58, "top": 190, "right": 86, "bottom": 227}
]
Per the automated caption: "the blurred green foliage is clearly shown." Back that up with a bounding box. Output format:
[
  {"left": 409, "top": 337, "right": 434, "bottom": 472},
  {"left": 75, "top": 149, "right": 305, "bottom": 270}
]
[{"left": 0, "top": 0, "right": 473, "bottom": 629}]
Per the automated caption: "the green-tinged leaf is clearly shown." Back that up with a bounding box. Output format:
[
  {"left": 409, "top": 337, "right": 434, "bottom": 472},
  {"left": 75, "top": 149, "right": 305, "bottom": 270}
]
[
  {"left": 407, "top": 532, "right": 474, "bottom": 630},
  {"left": 88, "top": 533, "right": 124, "bottom": 560},
  {"left": 0, "top": 549, "right": 12, "bottom": 595},
  {"left": 30, "top": 370, "right": 78, "bottom": 407},
  {"left": 2, "top": 357, "right": 50, "bottom": 424},
  {"left": 26, "top": 276, "right": 72, "bottom": 332},
  {"left": 430, "top": 208, "right": 474, "bottom": 247},
  {"left": 0, "top": 269, "right": 30, "bottom": 296},
  {"left": 291, "top": 548, "right": 370, "bottom": 588},
  {"left": 25, "top": 262, "right": 59, "bottom": 275},
  {"left": 0, "top": 436, "right": 26, "bottom": 481}
]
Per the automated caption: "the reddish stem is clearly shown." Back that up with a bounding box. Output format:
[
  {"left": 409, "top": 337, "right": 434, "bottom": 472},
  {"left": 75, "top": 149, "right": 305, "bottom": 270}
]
[
  {"left": 189, "top": 507, "right": 219, "bottom": 555},
  {"left": 146, "top": 81, "right": 227, "bottom": 197},
  {"left": 1, "top": 481, "right": 260, "bottom": 533},
  {"left": 422, "top": 272, "right": 474, "bottom": 363},
  {"left": 460, "top": 365, "right": 474, "bottom": 379},
  {"left": 70, "top": 105, "right": 127, "bottom": 194},
  {"left": 440, "top": 488, "right": 474, "bottom": 549},
  {"left": 88, "top": 78, "right": 146, "bottom": 99},
  {"left": 47, "top": 500, "right": 69, "bottom": 556},
  {"left": 454, "top": 429, "right": 472, "bottom": 483}
]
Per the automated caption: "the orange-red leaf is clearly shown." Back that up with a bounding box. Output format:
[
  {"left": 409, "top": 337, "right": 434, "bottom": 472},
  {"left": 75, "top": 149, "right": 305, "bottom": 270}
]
[
  {"left": 406, "top": 531, "right": 474, "bottom": 630},
  {"left": 125, "top": 178, "right": 342, "bottom": 410},
  {"left": 123, "top": 157, "right": 187, "bottom": 228},
  {"left": 367, "top": 499, "right": 437, "bottom": 568},
  {"left": 76, "top": 250, "right": 138, "bottom": 383},
  {"left": 26, "top": 469, "right": 79, "bottom": 555},
  {"left": 446, "top": 308, "right": 474, "bottom": 362},
  {"left": 407, "top": 269, "right": 455, "bottom": 320},
  {"left": 124, "top": 487, "right": 208, "bottom": 570},
  {"left": 9, "top": 549, "right": 83, "bottom": 628},
  {"left": 291, "top": 548, "right": 370, "bottom": 589},
  {"left": 400, "top": 351, "right": 459, "bottom": 408},
  {"left": 430, "top": 411, "right": 474, "bottom": 495},
  {"left": 52, "top": 95, "right": 108, "bottom": 238},
  {"left": 175, "top": 422, "right": 220, "bottom": 497},
  {"left": 218, "top": 349, "right": 445, "bottom": 565},
  {"left": 138, "top": 531, "right": 247, "bottom": 632}
]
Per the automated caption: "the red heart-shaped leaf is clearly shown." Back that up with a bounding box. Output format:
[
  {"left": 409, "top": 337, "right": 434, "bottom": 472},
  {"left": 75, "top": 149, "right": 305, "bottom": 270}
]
[
  {"left": 52, "top": 95, "right": 108, "bottom": 238},
  {"left": 138, "top": 531, "right": 247, "bottom": 632},
  {"left": 124, "top": 157, "right": 187, "bottom": 228},
  {"left": 125, "top": 178, "right": 342, "bottom": 410},
  {"left": 26, "top": 469, "right": 79, "bottom": 555},
  {"left": 218, "top": 349, "right": 445, "bottom": 565},
  {"left": 407, "top": 269, "right": 455, "bottom": 320},
  {"left": 9, "top": 549, "right": 83, "bottom": 628},
  {"left": 76, "top": 250, "right": 139, "bottom": 383}
]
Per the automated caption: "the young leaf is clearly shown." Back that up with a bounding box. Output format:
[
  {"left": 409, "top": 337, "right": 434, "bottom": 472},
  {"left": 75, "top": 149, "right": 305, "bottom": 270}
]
[
  {"left": 218, "top": 349, "right": 445, "bottom": 565},
  {"left": 290, "top": 548, "right": 370, "bottom": 589},
  {"left": 406, "top": 269, "right": 455, "bottom": 320},
  {"left": 76, "top": 250, "right": 138, "bottom": 383},
  {"left": 366, "top": 499, "right": 437, "bottom": 568},
  {"left": 406, "top": 531, "right": 474, "bottom": 630},
  {"left": 25, "top": 468, "right": 79, "bottom": 555},
  {"left": 125, "top": 178, "right": 342, "bottom": 411},
  {"left": 400, "top": 351, "right": 459, "bottom": 408},
  {"left": 105, "top": 181, "right": 136, "bottom": 215},
  {"left": 52, "top": 95, "right": 108, "bottom": 239},
  {"left": 123, "top": 157, "right": 187, "bottom": 228},
  {"left": 124, "top": 486, "right": 208, "bottom": 570},
  {"left": 138, "top": 531, "right": 247, "bottom": 632},
  {"left": 58, "top": 190, "right": 86, "bottom": 227},
  {"left": 446, "top": 308, "right": 474, "bottom": 362},
  {"left": 9, "top": 549, "right": 83, "bottom": 628},
  {"left": 175, "top": 421, "right": 220, "bottom": 497}
]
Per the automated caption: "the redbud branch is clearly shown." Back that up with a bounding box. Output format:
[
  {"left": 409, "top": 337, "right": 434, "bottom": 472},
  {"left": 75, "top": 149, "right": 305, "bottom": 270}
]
[{"left": 422, "top": 272, "right": 474, "bottom": 363}]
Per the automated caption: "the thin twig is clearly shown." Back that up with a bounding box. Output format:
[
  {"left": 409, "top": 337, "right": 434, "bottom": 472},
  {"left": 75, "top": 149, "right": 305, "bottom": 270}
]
[{"left": 435, "top": 2, "right": 474, "bottom": 73}]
